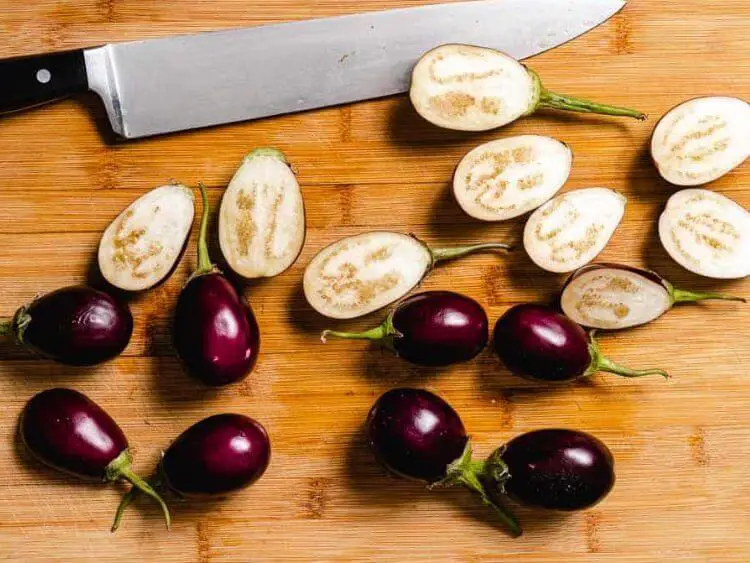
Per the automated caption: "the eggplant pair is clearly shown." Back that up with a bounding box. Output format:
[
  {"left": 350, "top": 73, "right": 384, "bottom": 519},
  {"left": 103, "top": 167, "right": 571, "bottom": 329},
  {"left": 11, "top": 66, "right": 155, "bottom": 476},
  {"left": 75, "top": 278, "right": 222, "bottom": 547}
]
[
  {"left": 20, "top": 388, "right": 270, "bottom": 532},
  {"left": 367, "top": 388, "right": 616, "bottom": 537}
]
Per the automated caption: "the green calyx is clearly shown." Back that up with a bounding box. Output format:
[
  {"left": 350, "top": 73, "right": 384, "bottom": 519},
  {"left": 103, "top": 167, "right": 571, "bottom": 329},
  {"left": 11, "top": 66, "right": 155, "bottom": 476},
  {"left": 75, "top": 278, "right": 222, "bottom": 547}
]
[
  {"left": 106, "top": 450, "right": 170, "bottom": 532},
  {"left": 321, "top": 310, "right": 401, "bottom": 346},
  {"left": 2, "top": 306, "right": 31, "bottom": 342},
  {"left": 664, "top": 280, "right": 746, "bottom": 306},
  {"left": 585, "top": 330, "right": 670, "bottom": 380},
  {"left": 245, "top": 147, "right": 288, "bottom": 165},
  {"left": 526, "top": 68, "right": 646, "bottom": 120},
  {"left": 436, "top": 440, "right": 522, "bottom": 537}
]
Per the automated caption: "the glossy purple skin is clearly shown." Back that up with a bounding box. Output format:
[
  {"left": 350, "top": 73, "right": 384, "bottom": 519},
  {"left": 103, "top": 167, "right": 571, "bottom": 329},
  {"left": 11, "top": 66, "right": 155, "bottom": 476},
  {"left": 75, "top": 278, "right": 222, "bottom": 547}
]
[
  {"left": 174, "top": 273, "right": 260, "bottom": 386},
  {"left": 498, "top": 429, "right": 615, "bottom": 511},
  {"left": 17, "top": 286, "right": 133, "bottom": 366},
  {"left": 20, "top": 388, "right": 128, "bottom": 480},
  {"left": 494, "top": 304, "right": 590, "bottom": 382},
  {"left": 366, "top": 388, "right": 467, "bottom": 483},
  {"left": 162, "top": 414, "right": 270, "bottom": 496},
  {"left": 392, "top": 291, "right": 488, "bottom": 366}
]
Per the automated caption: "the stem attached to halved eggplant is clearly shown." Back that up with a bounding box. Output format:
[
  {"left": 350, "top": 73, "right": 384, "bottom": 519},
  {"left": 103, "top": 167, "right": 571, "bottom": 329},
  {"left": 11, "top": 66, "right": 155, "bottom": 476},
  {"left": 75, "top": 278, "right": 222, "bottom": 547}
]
[
  {"left": 528, "top": 69, "right": 645, "bottom": 120},
  {"left": 193, "top": 182, "right": 215, "bottom": 278},
  {"left": 429, "top": 242, "right": 512, "bottom": 265},
  {"left": 585, "top": 330, "right": 669, "bottom": 379},
  {"left": 668, "top": 286, "right": 746, "bottom": 306}
]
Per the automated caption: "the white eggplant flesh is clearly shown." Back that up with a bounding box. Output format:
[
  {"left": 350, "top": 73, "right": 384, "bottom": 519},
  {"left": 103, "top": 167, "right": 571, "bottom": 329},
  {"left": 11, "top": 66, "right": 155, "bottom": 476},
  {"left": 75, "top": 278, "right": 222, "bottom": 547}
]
[
  {"left": 409, "top": 44, "right": 644, "bottom": 132},
  {"left": 304, "top": 232, "right": 433, "bottom": 319},
  {"left": 658, "top": 189, "right": 750, "bottom": 279},
  {"left": 561, "top": 265, "right": 672, "bottom": 329},
  {"left": 523, "top": 188, "right": 626, "bottom": 273},
  {"left": 410, "top": 44, "right": 535, "bottom": 131},
  {"left": 219, "top": 148, "right": 305, "bottom": 279},
  {"left": 98, "top": 184, "right": 195, "bottom": 291},
  {"left": 651, "top": 96, "right": 750, "bottom": 186},
  {"left": 453, "top": 135, "right": 572, "bottom": 221}
]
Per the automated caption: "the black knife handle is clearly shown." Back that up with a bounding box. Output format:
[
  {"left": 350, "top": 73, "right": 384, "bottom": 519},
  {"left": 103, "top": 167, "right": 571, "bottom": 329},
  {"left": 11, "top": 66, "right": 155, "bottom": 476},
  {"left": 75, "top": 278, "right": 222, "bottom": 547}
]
[{"left": 0, "top": 49, "right": 88, "bottom": 115}]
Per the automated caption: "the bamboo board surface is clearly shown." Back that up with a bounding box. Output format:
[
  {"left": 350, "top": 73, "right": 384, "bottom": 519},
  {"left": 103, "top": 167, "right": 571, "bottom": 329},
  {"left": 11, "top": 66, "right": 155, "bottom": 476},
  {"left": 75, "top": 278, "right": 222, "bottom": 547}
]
[{"left": 1, "top": 1, "right": 749, "bottom": 561}]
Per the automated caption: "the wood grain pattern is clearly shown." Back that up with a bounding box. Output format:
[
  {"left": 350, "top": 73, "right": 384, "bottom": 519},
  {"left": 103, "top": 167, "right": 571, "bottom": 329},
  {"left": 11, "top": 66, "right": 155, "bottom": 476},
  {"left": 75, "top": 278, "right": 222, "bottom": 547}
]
[{"left": 1, "top": 1, "right": 749, "bottom": 561}]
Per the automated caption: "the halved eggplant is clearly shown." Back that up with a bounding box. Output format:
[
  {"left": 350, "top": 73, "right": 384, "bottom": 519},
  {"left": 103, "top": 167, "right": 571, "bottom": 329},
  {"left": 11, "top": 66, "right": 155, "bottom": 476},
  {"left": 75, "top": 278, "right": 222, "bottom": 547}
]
[
  {"left": 453, "top": 135, "right": 572, "bottom": 221},
  {"left": 658, "top": 189, "right": 750, "bottom": 279},
  {"left": 303, "top": 231, "right": 510, "bottom": 319},
  {"left": 98, "top": 184, "right": 194, "bottom": 292},
  {"left": 651, "top": 96, "right": 750, "bottom": 186},
  {"left": 523, "top": 188, "right": 626, "bottom": 273},
  {"left": 409, "top": 44, "right": 644, "bottom": 132},
  {"left": 219, "top": 148, "right": 305, "bottom": 279},
  {"left": 560, "top": 263, "right": 745, "bottom": 329}
]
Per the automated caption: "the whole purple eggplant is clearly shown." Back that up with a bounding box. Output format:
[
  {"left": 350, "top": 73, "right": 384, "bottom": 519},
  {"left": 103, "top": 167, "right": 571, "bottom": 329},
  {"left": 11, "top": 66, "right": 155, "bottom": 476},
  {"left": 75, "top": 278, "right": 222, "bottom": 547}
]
[
  {"left": 367, "top": 388, "right": 617, "bottom": 536},
  {"left": 20, "top": 388, "right": 170, "bottom": 529},
  {"left": 173, "top": 184, "right": 260, "bottom": 386},
  {"left": 112, "top": 413, "right": 270, "bottom": 531},
  {"left": 485, "top": 429, "right": 615, "bottom": 511},
  {"left": 493, "top": 304, "right": 669, "bottom": 382},
  {"left": 0, "top": 286, "right": 132, "bottom": 366},
  {"left": 322, "top": 291, "right": 488, "bottom": 366},
  {"left": 161, "top": 413, "right": 270, "bottom": 496}
]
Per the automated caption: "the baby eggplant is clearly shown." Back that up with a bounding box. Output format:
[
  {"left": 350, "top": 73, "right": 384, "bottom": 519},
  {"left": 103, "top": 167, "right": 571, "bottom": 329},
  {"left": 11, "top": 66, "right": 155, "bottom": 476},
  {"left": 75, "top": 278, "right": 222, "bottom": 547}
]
[
  {"left": 98, "top": 183, "right": 195, "bottom": 291},
  {"left": 0, "top": 286, "right": 132, "bottom": 365},
  {"left": 410, "top": 44, "right": 644, "bottom": 132},
  {"left": 524, "top": 188, "right": 626, "bottom": 273},
  {"left": 219, "top": 148, "right": 305, "bottom": 279},
  {"left": 304, "top": 231, "right": 510, "bottom": 319},
  {"left": 484, "top": 429, "right": 615, "bottom": 511},
  {"left": 112, "top": 413, "right": 270, "bottom": 531},
  {"left": 453, "top": 135, "right": 572, "bottom": 221},
  {"left": 659, "top": 189, "right": 750, "bottom": 279},
  {"left": 561, "top": 263, "right": 745, "bottom": 329},
  {"left": 322, "top": 291, "right": 488, "bottom": 366},
  {"left": 367, "top": 388, "right": 521, "bottom": 536},
  {"left": 20, "top": 388, "right": 170, "bottom": 529},
  {"left": 174, "top": 184, "right": 260, "bottom": 386},
  {"left": 493, "top": 304, "right": 669, "bottom": 382},
  {"left": 651, "top": 96, "right": 750, "bottom": 186}
]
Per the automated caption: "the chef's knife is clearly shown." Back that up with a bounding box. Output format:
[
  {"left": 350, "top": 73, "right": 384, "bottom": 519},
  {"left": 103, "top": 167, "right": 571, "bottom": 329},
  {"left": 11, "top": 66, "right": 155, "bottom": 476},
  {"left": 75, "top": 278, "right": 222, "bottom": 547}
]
[{"left": 0, "top": 0, "right": 625, "bottom": 139}]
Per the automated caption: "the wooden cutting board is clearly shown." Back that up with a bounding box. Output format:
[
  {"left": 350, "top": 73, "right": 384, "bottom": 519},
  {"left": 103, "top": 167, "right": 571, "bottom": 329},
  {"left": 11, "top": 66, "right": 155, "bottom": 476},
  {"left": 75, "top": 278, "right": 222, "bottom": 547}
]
[{"left": 1, "top": 1, "right": 749, "bottom": 561}]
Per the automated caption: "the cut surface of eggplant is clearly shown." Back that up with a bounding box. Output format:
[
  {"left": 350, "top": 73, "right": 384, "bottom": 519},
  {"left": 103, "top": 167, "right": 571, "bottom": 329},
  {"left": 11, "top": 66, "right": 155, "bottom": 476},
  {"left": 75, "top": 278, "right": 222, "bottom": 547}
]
[
  {"left": 659, "top": 189, "right": 750, "bottom": 278},
  {"left": 453, "top": 135, "right": 572, "bottom": 221},
  {"left": 98, "top": 184, "right": 194, "bottom": 291},
  {"left": 523, "top": 188, "right": 626, "bottom": 273},
  {"left": 219, "top": 148, "right": 305, "bottom": 279},
  {"left": 651, "top": 96, "right": 750, "bottom": 186}
]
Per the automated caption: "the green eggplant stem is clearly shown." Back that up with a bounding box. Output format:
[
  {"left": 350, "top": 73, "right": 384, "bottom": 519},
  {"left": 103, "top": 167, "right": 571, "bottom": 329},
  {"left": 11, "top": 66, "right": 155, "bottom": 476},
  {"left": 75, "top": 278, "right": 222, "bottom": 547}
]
[
  {"left": 538, "top": 89, "right": 646, "bottom": 120},
  {"left": 671, "top": 288, "right": 746, "bottom": 305},
  {"left": 528, "top": 68, "right": 645, "bottom": 120},
  {"left": 194, "top": 182, "right": 214, "bottom": 276},
  {"left": 321, "top": 315, "right": 398, "bottom": 343},
  {"left": 430, "top": 242, "right": 512, "bottom": 264},
  {"left": 0, "top": 321, "right": 11, "bottom": 338},
  {"left": 587, "top": 331, "right": 670, "bottom": 380},
  {"left": 111, "top": 487, "right": 140, "bottom": 533},
  {"left": 439, "top": 441, "right": 522, "bottom": 537},
  {"left": 106, "top": 451, "right": 170, "bottom": 532}
]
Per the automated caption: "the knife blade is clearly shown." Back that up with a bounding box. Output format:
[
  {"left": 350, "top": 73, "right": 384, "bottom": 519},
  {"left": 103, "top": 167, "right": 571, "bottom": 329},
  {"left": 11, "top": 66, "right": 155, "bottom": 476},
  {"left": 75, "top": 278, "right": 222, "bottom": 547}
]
[{"left": 0, "top": 0, "right": 625, "bottom": 139}]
